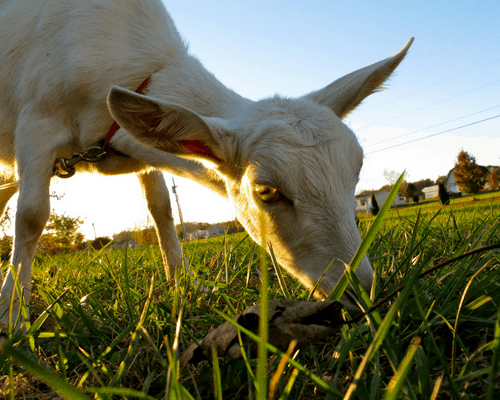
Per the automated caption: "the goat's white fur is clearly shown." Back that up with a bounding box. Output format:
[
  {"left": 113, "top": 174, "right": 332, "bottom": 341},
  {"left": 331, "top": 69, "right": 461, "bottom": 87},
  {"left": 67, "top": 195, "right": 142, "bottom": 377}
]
[{"left": 0, "top": 0, "right": 413, "bottom": 329}]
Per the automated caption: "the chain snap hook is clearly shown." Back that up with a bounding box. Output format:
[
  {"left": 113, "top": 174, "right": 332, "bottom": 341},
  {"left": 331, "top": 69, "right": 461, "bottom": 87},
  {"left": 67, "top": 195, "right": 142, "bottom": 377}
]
[
  {"left": 52, "top": 146, "right": 108, "bottom": 179},
  {"left": 53, "top": 155, "right": 80, "bottom": 178},
  {"left": 79, "top": 146, "right": 107, "bottom": 162}
]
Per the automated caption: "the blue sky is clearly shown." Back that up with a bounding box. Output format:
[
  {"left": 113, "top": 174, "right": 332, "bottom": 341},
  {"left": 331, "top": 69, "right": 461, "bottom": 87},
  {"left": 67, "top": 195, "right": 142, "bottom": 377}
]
[{"left": 43, "top": 0, "right": 500, "bottom": 239}]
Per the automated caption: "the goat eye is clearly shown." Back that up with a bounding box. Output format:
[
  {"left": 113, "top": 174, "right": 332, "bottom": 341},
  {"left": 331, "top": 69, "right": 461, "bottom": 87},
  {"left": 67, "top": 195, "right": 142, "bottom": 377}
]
[{"left": 255, "top": 185, "right": 282, "bottom": 203}]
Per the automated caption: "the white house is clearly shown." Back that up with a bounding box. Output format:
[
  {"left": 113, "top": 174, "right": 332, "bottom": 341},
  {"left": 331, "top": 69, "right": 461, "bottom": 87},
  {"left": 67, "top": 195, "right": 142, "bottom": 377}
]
[
  {"left": 188, "top": 229, "right": 209, "bottom": 241},
  {"left": 444, "top": 169, "right": 461, "bottom": 193},
  {"left": 422, "top": 185, "right": 439, "bottom": 199},
  {"left": 208, "top": 226, "right": 225, "bottom": 237},
  {"left": 422, "top": 169, "right": 462, "bottom": 200},
  {"left": 109, "top": 240, "right": 139, "bottom": 251},
  {"left": 355, "top": 189, "right": 406, "bottom": 212},
  {"left": 187, "top": 226, "right": 225, "bottom": 240}
]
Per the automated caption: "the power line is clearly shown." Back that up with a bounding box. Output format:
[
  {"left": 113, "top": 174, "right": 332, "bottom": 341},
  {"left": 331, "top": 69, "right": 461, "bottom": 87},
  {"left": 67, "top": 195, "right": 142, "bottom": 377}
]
[
  {"left": 367, "top": 105, "right": 500, "bottom": 148},
  {"left": 382, "top": 78, "right": 500, "bottom": 123},
  {"left": 363, "top": 58, "right": 500, "bottom": 113},
  {"left": 365, "top": 114, "right": 500, "bottom": 155}
]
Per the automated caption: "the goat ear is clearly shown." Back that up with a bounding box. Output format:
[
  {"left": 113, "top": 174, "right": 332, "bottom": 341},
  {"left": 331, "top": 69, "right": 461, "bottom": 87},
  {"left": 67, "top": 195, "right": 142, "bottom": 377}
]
[
  {"left": 107, "top": 86, "right": 226, "bottom": 164},
  {"left": 307, "top": 38, "right": 414, "bottom": 119}
]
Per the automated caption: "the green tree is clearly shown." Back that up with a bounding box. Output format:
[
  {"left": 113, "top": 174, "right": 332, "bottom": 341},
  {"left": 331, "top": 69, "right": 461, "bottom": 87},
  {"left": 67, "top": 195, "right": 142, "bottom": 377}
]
[
  {"left": 405, "top": 183, "right": 417, "bottom": 200},
  {"left": 453, "top": 150, "right": 487, "bottom": 198},
  {"left": 38, "top": 211, "right": 85, "bottom": 255},
  {"left": 436, "top": 175, "right": 447, "bottom": 184},
  {"left": 384, "top": 169, "right": 406, "bottom": 186},
  {"left": 0, "top": 236, "right": 12, "bottom": 261},
  {"left": 133, "top": 226, "right": 158, "bottom": 246},
  {"left": 370, "top": 193, "right": 379, "bottom": 216},
  {"left": 487, "top": 167, "right": 500, "bottom": 191},
  {"left": 113, "top": 229, "right": 134, "bottom": 243},
  {"left": 414, "top": 178, "right": 435, "bottom": 198},
  {"left": 91, "top": 236, "right": 113, "bottom": 250},
  {"left": 0, "top": 205, "right": 12, "bottom": 237},
  {"left": 0, "top": 206, "right": 13, "bottom": 261},
  {"left": 196, "top": 222, "right": 211, "bottom": 230}
]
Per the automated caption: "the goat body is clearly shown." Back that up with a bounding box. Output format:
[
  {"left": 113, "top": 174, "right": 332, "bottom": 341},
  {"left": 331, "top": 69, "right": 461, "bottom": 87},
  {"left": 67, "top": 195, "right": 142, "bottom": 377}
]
[{"left": 0, "top": 0, "right": 413, "bottom": 329}]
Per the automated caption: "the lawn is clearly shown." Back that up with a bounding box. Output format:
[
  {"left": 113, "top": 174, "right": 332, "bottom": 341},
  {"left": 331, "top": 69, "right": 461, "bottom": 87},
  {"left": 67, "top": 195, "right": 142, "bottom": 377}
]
[
  {"left": 358, "top": 190, "right": 500, "bottom": 222},
  {"left": 1, "top": 192, "right": 499, "bottom": 399}
]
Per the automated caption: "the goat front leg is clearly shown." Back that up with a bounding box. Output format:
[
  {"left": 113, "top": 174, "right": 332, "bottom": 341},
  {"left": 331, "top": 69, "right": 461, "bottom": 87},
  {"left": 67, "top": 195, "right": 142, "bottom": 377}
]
[
  {"left": 0, "top": 176, "right": 19, "bottom": 282},
  {"left": 0, "top": 110, "right": 65, "bottom": 332},
  {"left": 136, "top": 170, "right": 185, "bottom": 279}
]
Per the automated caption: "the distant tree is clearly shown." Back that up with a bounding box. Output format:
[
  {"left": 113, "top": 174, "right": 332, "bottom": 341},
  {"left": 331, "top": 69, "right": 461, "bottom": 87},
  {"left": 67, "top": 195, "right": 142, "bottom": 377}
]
[
  {"left": 133, "top": 226, "right": 158, "bottom": 246},
  {"left": 412, "top": 195, "right": 420, "bottom": 203},
  {"left": 438, "top": 182, "right": 450, "bottom": 206},
  {"left": 0, "top": 206, "right": 12, "bottom": 237},
  {"left": 38, "top": 211, "right": 85, "bottom": 255},
  {"left": 0, "top": 206, "right": 13, "bottom": 260},
  {"left": 113, "top": 229, "right": 134, "bottom": 243},
  {"left": 413, "top": 179, "right": 435, "bottom": 197},
  {"left": 399, "top": 180, "right": 408, "bottom": 196},
  {"left": 487, "top": 167, "right": 500, "bottom": 191},
  {"left": 436, "top": 175, "right": 447, "bottom": 185},
  {"left": 454, "top": 150, "right": 487, "bottom": 198},
  {"left": 384, "top": 169, "right": 406, "bottom": 186},
  {"left": 378, "top": 184, "right": 394, "bottom": 192},
  {"left": 0, "top": 236, "right": 12, "bottom": 261},
  {"left": 91, "top": 236, "right": 112, "bottom": 250},
  {"left": 370, "top": 193, "right": 379, "bottom": 216},
  {"left": 196, "top": 222, "right": 211, "bottom": 230},
  {"left": 405, "top": 183, "right": 417, "bottom": 200},
  {"left": 175, "top": 225, "right": 184, "bottom": 241},
  {"left": 228, "top": 219, "right": 244, "bottom": 234}
]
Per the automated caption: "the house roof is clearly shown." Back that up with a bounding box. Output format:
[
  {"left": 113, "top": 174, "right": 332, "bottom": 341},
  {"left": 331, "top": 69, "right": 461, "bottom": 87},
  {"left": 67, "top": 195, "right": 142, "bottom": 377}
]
[
  {"left": 445, "top": 168, "right": 455, "bottom": 183},
  {"left": 422, "top": 185, "right": 438, "bottom": 193},
  {"left": 355, "top": 188, "right": 392, "bottom": 199}
]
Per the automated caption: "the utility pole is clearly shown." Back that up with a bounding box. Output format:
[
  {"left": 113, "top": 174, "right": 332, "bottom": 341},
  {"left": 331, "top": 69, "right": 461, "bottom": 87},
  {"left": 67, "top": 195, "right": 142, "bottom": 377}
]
[{"left": 172, "top": 178, "right": 187, "bottom": 241}]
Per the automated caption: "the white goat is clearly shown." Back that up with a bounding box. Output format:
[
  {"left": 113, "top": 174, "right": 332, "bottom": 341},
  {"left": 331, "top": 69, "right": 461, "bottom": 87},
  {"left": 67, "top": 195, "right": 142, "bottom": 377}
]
[{"left": 0, "top": 0, "right": 413, "bottom": 330}]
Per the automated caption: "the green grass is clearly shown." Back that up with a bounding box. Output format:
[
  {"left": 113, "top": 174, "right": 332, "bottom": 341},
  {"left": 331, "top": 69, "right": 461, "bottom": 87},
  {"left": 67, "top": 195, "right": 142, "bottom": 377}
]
[
  {"left": 358, "top": 190, "right": 500, "bottom": 222},
  {"left": 1, "top": 193, "right": 500, "bottom": 399}
]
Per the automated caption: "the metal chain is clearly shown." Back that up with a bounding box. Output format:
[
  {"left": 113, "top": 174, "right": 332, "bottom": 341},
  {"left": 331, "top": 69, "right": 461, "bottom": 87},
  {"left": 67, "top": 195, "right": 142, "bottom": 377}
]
[{"left": 53, "top": 146, "right": 107, "bottom": 179}]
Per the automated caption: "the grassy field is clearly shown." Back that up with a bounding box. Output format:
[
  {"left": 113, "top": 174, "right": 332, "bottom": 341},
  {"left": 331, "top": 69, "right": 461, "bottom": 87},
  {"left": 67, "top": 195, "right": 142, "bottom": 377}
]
[{"left": 1, "top": 192, "right": 499, "bottom": 399}]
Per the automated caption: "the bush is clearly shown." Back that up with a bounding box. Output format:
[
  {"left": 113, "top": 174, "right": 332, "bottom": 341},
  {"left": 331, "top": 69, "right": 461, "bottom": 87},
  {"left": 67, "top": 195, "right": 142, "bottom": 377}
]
[
  {"left": 438, "top": 183, "right": 450, "bottom": 206},
  {"left": 370, "top": 193, "right": 379, "bottom": 216},
  {"left": 133, "top": 226, "right": 158, "bottom": 246},
  {"left": 91, "top": 237, "right": 113, "bottom": 250}
]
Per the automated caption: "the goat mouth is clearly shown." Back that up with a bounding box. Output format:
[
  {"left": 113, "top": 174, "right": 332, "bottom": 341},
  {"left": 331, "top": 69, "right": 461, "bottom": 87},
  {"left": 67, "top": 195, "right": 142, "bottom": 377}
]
[{"left": 340, "top": 290, "right": 365, "bottom": 315}]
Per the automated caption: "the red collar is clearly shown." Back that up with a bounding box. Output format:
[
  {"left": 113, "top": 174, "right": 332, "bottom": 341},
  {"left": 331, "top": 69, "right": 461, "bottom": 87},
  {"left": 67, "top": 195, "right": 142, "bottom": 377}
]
[{"left": 102, "top": 75, "right": 153, "bottom": 154}]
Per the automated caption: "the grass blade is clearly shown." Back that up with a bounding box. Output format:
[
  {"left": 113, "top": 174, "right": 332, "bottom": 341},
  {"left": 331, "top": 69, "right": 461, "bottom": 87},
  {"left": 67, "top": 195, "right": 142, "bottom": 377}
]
[
  {"left": 328, "top": 171, "right": 405, "bottom": 301},
  {"left": 0, "top": 339, "right": 90, "bottom": 400},
  {"left": 343, "top": 250, "right": 425, "bottom": 400},
  {"left": 257, "top": 213, "right": 269, "bottom": 399},
  {"left": 212, "top": 346, "right": 223, "bottom": 400},
  {"left": 383, "top": 336, "right": 421, "bottom": 400},
  {"left": 212, "top": 307, "right": 343, "bottom": 398},
  {"left": 487, "top": 308, "right": 500, "bottom": 400},
  {"left": 268, "top": 243, "right": 292, "bottom": 300},
  {"left": 86, "top": 387, "right": 157, "bottom": 399}
]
